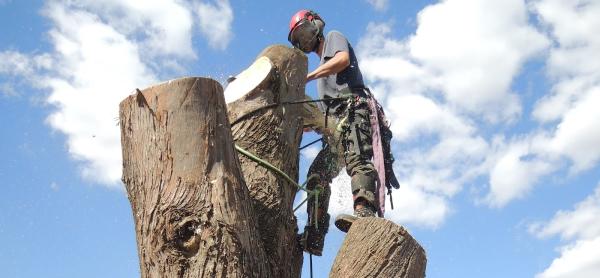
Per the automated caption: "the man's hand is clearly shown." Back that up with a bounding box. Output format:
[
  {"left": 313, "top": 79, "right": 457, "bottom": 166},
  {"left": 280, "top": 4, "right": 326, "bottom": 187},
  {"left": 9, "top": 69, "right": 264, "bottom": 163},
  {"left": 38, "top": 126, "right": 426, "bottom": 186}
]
[{"left": 306, "top": 51, "right": 350, "bottom": 83}]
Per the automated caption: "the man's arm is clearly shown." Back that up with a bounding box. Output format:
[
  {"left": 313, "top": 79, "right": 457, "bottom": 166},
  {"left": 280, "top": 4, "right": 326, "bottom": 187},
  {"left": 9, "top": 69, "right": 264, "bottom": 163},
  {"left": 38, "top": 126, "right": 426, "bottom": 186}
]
[{"left": 306, "top": 51, "right": 350, "bottom": 82}]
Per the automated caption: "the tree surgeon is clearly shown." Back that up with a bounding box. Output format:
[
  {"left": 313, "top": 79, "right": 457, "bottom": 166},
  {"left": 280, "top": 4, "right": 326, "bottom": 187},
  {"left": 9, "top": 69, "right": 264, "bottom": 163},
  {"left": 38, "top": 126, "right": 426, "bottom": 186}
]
[{"left": 288, "top": 9, "right": 400, "bottom": 256}]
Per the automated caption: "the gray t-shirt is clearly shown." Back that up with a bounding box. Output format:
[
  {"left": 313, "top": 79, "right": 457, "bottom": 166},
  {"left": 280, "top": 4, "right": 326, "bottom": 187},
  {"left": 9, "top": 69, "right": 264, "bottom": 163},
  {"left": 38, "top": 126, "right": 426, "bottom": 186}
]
[{"left": 317, "top": 30, "right": 364, "bottom": 111}]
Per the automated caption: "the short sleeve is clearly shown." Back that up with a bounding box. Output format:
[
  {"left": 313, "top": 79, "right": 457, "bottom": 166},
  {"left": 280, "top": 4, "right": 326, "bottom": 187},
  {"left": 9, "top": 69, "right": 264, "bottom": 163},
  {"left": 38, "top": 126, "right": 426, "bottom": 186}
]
[{"left": 323, "top": 31, "right": 349, "bottom": 59}]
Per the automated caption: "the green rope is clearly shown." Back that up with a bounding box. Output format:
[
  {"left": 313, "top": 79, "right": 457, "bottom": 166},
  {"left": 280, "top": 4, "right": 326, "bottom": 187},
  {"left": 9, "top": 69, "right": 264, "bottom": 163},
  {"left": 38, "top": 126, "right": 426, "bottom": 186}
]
[
  {"left": 235, "top": 144, "right": 310, "bottom": 192},
  {"left": 234, "top": 144, "right": 321, "bottom": 224},
  {"left": 293, "top": 197, "right": 309, "bottom": 212}
]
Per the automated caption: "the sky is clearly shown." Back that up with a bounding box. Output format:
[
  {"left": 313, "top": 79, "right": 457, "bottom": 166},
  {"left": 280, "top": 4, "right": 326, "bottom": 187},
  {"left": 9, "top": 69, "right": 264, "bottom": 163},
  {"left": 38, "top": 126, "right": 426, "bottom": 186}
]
[{"left": 1, "top": 0, "right": 600, "bottom": 277}]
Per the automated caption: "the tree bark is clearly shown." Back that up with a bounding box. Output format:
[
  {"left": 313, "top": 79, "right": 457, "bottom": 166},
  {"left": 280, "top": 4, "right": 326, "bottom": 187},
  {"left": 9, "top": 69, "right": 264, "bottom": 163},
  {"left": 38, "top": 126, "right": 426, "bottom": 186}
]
[
  {"left": 330, "top": 217, "right": 427, "bottom": 278},
  {"left": 226, "top": 45, "right": 307, "bottom": 277},
  {"left": 120, "top": 45, "right": 309, "bottom": 278},
  {"left": 119, "top": 77, "right": 270, "bottom": 277}
]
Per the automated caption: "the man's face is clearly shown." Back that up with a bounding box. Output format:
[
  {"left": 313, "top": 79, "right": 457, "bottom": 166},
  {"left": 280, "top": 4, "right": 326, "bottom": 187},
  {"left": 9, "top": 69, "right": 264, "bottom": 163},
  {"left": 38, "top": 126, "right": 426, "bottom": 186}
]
[{"left": 289, "top": 21, "right": 318, "bottom": 53}]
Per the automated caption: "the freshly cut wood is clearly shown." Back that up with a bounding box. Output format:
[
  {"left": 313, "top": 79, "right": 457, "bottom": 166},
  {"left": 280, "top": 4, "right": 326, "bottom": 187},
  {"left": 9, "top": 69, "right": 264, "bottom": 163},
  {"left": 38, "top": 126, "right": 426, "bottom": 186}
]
[
  {"left": 120, "top": 77, "right": 269, "bottom": 277},
  {"left": 330, "top": 217, "right": 427, "bottom": 278},
  {"left": 227, "top": 45, "right": 308, "bottom": 277},
  {"left": 224, "top": 56, "right": 273, "bottom": 103}
]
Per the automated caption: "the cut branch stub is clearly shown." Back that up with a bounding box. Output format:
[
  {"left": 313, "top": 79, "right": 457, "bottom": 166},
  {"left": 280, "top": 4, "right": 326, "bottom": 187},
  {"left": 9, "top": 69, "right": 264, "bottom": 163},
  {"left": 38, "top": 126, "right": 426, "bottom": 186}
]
[
  {"left": 330, "top": 217, "right": 427, "bottom": 278},
  {"left": 120, "top": 77, "right": 270, "bottom": 278}
]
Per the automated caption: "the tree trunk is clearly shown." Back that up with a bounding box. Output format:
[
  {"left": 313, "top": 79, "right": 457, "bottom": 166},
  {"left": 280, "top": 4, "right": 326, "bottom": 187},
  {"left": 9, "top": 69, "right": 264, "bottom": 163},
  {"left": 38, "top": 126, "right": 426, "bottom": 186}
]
[
  {"left": 330, "top": 217, "right": 427, "bottom": 278},
  {"left": 226, "top": 45, "right": 307, "bottom": 277},
  {"left": 120, "top": 45, "right": 309, "bottom": 278},
  {"left": 119, "top": 77, "right": 270, "bottom": 277}
]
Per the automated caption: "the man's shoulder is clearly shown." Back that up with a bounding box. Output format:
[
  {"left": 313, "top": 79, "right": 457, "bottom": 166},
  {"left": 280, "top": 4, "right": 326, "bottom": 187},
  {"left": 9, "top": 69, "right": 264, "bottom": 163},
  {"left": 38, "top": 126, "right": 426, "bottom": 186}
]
[{"left": 326, "top": 30, "right": 347, "bottom": 39}]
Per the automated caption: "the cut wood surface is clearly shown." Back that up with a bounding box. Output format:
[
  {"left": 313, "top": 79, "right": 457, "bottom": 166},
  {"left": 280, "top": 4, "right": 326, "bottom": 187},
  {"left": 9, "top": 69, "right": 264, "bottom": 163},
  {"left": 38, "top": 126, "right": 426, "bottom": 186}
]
[
  {"left": 330, "top": 217, "right": 427, "bottom": 278},
  {"left": 224, "top": 56, "right": 273, "bottom": 103}
]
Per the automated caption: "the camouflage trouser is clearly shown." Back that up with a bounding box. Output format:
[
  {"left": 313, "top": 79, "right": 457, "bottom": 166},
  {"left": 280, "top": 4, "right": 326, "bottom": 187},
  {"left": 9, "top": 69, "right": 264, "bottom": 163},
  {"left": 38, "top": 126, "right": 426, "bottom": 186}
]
[
  {"left": 339, "top": 105, "right": 377, "bottom": 208},
  {"left": 306, "top": 144, "right": 335, "bottom": 222},
  {"left": 306, "top": 104, "right": 377, "bottom": 221}
]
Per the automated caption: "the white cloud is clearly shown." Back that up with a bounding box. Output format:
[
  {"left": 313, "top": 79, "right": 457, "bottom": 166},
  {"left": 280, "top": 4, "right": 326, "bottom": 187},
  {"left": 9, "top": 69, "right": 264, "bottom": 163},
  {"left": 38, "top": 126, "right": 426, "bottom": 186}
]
[
  {"left": 65, "top": 0, "right": 197, "bottom": 58},
  {"left": 0, "top": 51, "right": 52, "bottom": 97},
  {"left": 481, "top": 0, "right": 600, "bottom": 206},
  {"left": 366, "top": 0, "right": 389, "bottom": 11},
  {"left": 194, "top": 0, "right": 234, "bottom": 50},
  {"left": 328, "top": 170, "right": 354, "bottom": 217},
  {"left": 530, "top": 0, "right": 600, "bottom": 173},
  {"left": 0, "top": 0, "right": 238, "bottom": 186},
  {"left": 484, "top": 85, "right": 600, "bottom": 205},
  {"left": 358, "top": 23, "right": 430, "bottom": 97},
  {"left": 356, "top": 0, "right": 600, "bottom": 214},
  {"left": 300, "top": 145, "right": 320, "bottom": 161},
  {"left": 547, "top": 89, "right": 600, "bottom": 173},
  {"left": 357, "top": 23, "right": 490, "bottom": 203},
  {"left": 385, "top": 183, "right": 450, "bottom": 228},
  {"left": 357, "top": 1, "right": 551, "bottom": 223},
  {"left": 409, "top": 0, "right": 548, "bottom": 122},
  {"left": 372, "top": 0, "right": 600, "bottom": 209},
  {"left": 0, "top": 83, "right": 17, "bottom": 97},
  {"left": 382, "top": 94, "right": 475, "bottom": 142},
  {"left": 355, "top": 0, "right": 560, "bottom": 213},
  {"left": 531, "top": 185, "right": 600, "bottom": 241},
  {"left": 536, "top": 237, "right": 600, "bottom": 278},
  {"left": 530, "top": 184, "right": 600, "bottom": 278},
  {"left": 485, "top": 138, "right": 555, "bottom": 207},
  {"left": 0, "top": 51, "right": 52, "bottom": 76},
  {"left": 327, "top": 169, "right": 450, "bottom": 228},
  {"left": 42, "top": 2, "right": 157, "bottom": 185},
  {"left": 531, "top": 0, "right": 600, "bottom": 124},
  {"left": 531, "top": 0, "right": 600, "bottom": 55}
]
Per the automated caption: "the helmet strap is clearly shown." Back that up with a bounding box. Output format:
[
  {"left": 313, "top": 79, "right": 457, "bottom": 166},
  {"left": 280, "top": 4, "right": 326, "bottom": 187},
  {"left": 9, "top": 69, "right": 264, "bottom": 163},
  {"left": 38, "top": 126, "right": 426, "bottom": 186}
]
[{"left": 312, "top": 34, "right": 322, "bottom": 53}]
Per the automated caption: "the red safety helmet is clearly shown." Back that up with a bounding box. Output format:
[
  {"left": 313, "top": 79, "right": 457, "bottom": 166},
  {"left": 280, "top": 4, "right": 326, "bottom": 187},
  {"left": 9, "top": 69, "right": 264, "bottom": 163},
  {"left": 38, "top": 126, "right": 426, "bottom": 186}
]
[{"left": 287, "top": 10, "right": 325, "bottom": 53}]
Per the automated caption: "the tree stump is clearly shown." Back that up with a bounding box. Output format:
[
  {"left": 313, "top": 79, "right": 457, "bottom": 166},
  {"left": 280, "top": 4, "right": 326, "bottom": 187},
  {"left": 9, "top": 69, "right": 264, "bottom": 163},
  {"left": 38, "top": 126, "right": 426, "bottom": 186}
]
[
  {"left": 119, "top": 77, "right": 269, "bottom": 277},
  {"left": 330, "top": 218, "right": 427, "bottom": 278}
]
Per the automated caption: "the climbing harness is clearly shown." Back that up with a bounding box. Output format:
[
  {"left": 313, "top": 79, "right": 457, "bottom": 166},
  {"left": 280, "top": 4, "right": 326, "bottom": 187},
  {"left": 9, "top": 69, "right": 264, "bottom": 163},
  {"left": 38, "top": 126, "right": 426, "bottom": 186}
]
[{"left": 233, "top": 92, "right": 400, "bottom": 217}]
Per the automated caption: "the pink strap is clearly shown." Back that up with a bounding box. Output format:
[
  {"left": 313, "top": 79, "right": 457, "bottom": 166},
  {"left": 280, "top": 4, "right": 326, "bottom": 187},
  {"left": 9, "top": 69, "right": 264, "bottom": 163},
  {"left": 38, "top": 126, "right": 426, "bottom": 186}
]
[{"left": 367, "top": 96, "right": 386, "bottom": 217}]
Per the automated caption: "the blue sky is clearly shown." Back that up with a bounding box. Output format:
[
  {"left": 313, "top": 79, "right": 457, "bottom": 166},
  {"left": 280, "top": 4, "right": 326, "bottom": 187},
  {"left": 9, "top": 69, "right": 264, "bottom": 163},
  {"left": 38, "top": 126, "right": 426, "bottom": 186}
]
[{"left": 1, "top": 0, "right": 600, "bottom": 277}]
